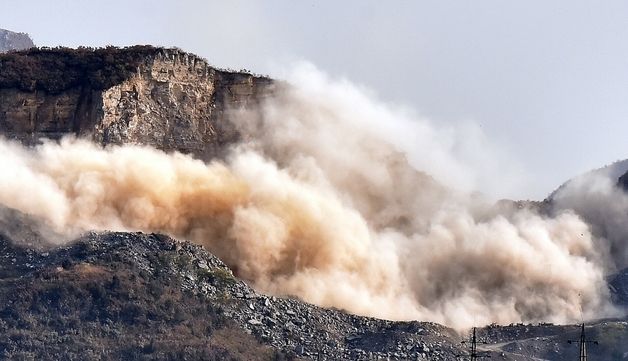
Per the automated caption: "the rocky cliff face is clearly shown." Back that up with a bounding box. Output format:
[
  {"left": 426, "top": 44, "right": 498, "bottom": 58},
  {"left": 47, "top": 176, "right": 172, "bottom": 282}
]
[
  {"left": 0, "top": 29, "right": 34, "bottom": 53},
  {"left": 0, "top": 46, "right": 273, "bottom": 158}
]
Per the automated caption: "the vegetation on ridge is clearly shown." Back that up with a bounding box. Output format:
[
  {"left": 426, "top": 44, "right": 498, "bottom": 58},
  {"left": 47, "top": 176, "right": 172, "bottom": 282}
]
[
  {"left": 0, "top": 45, "right": 163, "bottom": 93},
  {"left": 0, "top": 45, "right": 269, "bottom": 95}
]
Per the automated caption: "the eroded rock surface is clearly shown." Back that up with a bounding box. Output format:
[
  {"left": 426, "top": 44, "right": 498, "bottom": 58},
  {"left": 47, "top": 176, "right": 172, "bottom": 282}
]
[{"left": 0, "top": 46, "right": 273, "bottom": 158}]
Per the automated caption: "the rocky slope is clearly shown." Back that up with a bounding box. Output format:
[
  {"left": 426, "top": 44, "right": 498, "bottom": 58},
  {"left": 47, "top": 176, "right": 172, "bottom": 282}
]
[
  {"left": 0, "top": 224, "right": 465, "bottom": 360},
  {"left": 0, "top": 29, "right": 34, "bottom": 53},
  {"left": 0, "top": 46, "right": 273, "bottom": 158}
]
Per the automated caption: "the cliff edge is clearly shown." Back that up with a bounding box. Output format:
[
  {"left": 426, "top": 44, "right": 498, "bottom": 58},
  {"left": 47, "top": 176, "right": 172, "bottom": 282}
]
[{"left": 0, "top": 46, "right": 273, "bottom": 158}]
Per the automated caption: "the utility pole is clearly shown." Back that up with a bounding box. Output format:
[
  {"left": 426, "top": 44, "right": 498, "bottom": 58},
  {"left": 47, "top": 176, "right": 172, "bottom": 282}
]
[
  {"left": 567, "top": 323, "right": 598, "bottom": 361},
  {"left": 459, "top": 327, "right": 491, "bottom": 360}
]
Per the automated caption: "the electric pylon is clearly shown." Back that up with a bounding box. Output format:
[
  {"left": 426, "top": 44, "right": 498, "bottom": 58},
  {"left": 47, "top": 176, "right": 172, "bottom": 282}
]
[
  {"left": 459, "top": 327, "right": 491, "bottom": 360},
  {"left": 567, "top": 323, "right": 598, "bottom": 361}
]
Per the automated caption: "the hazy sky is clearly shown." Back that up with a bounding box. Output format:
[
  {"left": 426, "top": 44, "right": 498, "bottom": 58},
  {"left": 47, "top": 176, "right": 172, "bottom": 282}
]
[{"left": 2, "top": 0, "right": 628, "bottom": 199}]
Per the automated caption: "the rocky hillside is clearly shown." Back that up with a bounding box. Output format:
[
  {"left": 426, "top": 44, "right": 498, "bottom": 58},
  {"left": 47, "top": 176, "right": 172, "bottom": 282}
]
[
  {"left": 0, "top": 29, "right": 34, "bottom": 53},
  {"left": 0, "top": 46, "right": 273, "bottom": 158},
  {"left": 0, "top": 225, "right": 465, "bottom": 360}
]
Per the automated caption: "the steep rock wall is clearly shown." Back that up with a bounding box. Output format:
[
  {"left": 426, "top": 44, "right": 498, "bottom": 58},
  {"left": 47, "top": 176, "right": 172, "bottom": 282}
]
[{"left": 0, "top": 47, "right": 273, "bottom": 158}]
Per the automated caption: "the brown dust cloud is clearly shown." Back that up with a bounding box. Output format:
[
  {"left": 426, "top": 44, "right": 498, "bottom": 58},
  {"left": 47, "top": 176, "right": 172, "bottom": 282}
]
[{"left": 0, "top": 64, "right": 623, "bottom": 330}]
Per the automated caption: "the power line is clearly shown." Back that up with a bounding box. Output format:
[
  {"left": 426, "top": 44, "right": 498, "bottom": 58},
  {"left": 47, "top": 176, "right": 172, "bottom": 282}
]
[
  {"left": 459, "top": 327, "right": 491, "bottom": 360},
  {"left": 567, "top": 323, "right": 598, "bottom": 361}
]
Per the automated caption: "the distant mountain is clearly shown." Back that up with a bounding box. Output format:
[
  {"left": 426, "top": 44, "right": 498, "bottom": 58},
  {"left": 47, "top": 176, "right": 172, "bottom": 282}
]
[
  {"left": 545, "top": 158, "right": 628, "bottom": 202},
  {"left": 0, "top": 29, "right": 34, "bottom": 53}
]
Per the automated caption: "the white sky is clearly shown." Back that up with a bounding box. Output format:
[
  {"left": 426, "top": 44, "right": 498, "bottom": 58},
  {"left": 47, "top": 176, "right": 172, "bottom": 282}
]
[{"left": 2, "top": 0, "right": 628, "bottom": 199}]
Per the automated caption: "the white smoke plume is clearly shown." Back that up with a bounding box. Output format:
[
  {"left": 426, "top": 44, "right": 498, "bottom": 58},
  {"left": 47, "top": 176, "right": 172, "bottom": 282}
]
[
  {"left": 0, "top": 64, "right": 621, "bottom": 329},
  {"left": 550, "top": 164, "right": 628, "bottom": 271}
]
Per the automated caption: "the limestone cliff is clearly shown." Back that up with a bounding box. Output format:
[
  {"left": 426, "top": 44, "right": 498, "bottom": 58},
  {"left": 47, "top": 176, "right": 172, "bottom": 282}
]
[
  {"left": 0, "top": 46, "right": 273, "bottom": 158},
  {"left": 0, "top": 29, "right": 34, "bottom": 53}
]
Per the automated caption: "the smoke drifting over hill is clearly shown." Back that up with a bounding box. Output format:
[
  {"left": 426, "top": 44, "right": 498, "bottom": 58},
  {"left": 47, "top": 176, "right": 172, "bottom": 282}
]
[
  {"left": 551, "top": 169, "right": 628, "bottom": 271},
  {"left": 0, "top": 65, "right": 622, "bottom": 329}
]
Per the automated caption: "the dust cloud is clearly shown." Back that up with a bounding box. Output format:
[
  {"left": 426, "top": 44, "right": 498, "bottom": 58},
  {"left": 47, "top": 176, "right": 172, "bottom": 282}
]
[
  {"left": 0, "top": 64, "right": 621, "bottom": 329},
  {"left": 550, "top": 165, "right": 628, "bottom": 271}
]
